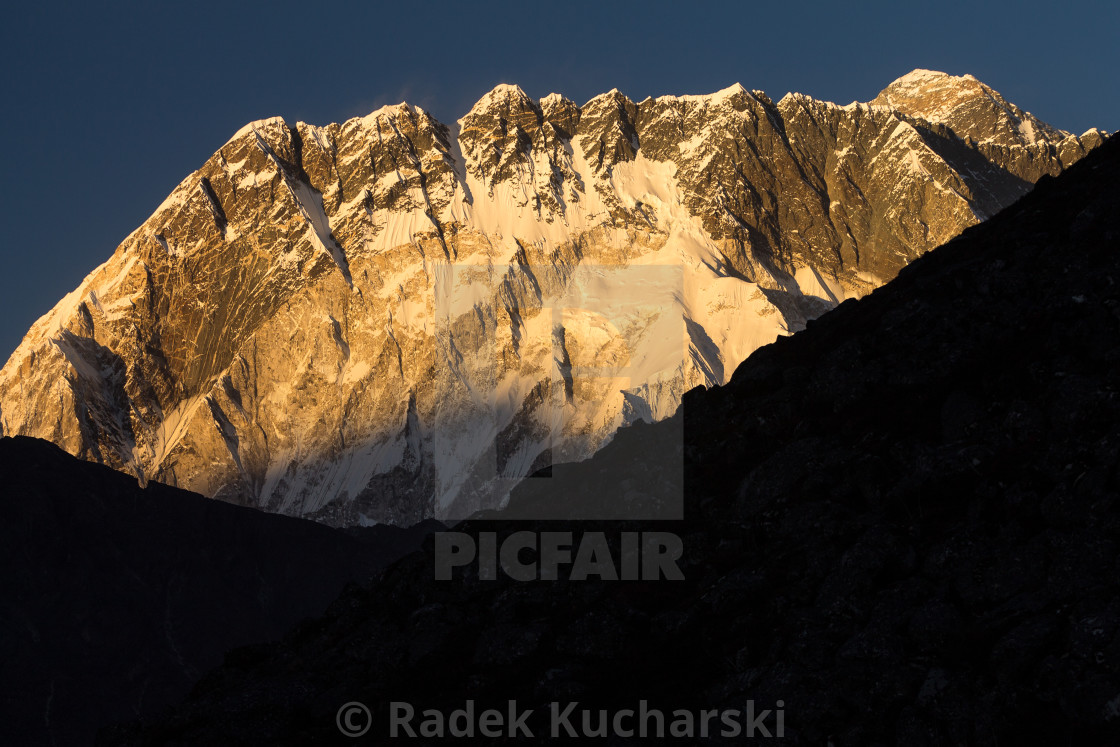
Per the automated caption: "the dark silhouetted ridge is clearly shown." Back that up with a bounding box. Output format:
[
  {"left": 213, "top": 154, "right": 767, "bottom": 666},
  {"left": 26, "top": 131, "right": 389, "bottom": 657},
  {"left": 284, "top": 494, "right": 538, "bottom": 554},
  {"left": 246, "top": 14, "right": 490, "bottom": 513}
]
[{"left": 0, "top": 436, "right": 438, "bottom": 746}]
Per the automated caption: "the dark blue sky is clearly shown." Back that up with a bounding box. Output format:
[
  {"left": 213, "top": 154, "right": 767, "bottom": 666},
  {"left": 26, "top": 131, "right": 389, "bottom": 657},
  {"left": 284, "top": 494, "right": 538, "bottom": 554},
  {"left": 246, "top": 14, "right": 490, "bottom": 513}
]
[{"left": 1, "top": 0, "right": 1116, "bottom": 359}]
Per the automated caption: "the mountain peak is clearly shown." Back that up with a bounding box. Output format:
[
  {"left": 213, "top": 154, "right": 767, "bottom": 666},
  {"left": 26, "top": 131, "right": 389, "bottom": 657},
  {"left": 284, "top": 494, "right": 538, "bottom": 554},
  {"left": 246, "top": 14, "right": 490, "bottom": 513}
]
[
  {"left": 654, "top": 82, "right": 749, "bottom": 106},
  {"left": 873, "top": 69, "right": 987, "bottom": 106},
  {"left": 872, "top": 69, "right": 1066, "bottom": 147},
  {"left": 888, "top": 67, "right": 954, "bottom": 85},
  {"left": 535, "top": 91, "right": 573, "bottom": 110},
  {"left": 465, "top": 83, "right": 534, "bottom": 117},
  {"left": 582, "top": 88, "right": 634, "bottom": 109},
  {"left": 358, "top": 102, "right": 417, "bottom": 126},
  {"left": 712, "top": 81, "right": 748, "bottom": 99},
  {"left": 224, "top": 115, "right": 288, "bottom": 146},
  {"left": 539, "top": 92, "right": 573, "bottom": 107}
]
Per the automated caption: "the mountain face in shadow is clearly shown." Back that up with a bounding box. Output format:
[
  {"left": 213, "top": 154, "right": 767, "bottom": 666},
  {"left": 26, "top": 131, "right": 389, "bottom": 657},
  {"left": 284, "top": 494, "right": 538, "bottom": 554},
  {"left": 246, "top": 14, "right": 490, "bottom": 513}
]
[
  {"left": 0, "top": 436, "right": 439, "bottom": 746},
  {"left": 102, "top": 134, "right": 1120, "bottom": 745}
]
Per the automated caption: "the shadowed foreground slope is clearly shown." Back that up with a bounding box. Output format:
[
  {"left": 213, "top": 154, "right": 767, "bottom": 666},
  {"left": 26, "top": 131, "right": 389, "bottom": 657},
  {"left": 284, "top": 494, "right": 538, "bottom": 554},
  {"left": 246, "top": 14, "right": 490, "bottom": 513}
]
[
  {"left": 110, "top": 135, "right": 1120, "bottom": 744},
  {"left": 0, "top": 437, "right": 438, "bottom": 746}
]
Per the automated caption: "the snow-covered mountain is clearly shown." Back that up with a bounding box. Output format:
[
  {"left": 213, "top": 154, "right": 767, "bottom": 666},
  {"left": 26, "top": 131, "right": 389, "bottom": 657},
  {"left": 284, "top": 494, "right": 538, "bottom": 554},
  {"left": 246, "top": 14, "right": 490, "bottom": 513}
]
[{"left": 0, "top": 70, "right": 1104, "bottom": 525}]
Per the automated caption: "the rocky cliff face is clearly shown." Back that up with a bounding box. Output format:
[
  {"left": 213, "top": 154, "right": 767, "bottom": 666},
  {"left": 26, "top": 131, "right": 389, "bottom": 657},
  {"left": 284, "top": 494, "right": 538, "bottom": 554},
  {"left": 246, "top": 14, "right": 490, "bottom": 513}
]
[{"left": 0, "top": 70, "right": 1104, "bottom": 525}]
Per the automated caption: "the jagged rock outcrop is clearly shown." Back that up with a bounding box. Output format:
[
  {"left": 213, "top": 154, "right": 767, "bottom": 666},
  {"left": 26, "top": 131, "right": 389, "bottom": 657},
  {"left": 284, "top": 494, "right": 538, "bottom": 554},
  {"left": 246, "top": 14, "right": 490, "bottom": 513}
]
[{"left": 0, "top": 70, "right": 1104, "bottom": 524}]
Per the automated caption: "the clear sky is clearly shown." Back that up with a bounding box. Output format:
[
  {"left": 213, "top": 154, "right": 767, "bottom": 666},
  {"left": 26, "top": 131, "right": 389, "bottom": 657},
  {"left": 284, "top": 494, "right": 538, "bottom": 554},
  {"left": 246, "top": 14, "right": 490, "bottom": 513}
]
[{"left": 1, "top": 0, "right": 1117, "bottom": 359}]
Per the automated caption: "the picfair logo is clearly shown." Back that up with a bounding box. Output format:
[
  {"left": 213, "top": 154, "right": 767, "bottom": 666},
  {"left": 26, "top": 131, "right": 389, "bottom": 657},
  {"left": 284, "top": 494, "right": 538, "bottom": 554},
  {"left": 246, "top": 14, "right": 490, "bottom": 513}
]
[{"left": 434, "top": 530, "right": 685, "bottom": 581}]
